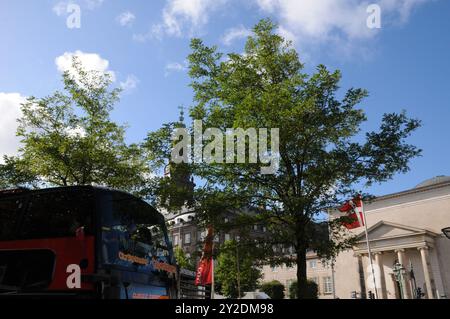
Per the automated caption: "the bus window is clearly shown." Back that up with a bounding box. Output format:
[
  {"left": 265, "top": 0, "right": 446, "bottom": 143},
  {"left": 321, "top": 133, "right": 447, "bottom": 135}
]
[
  {"left": 100, "top": 192, "right": 171, "bottom": 273},
  {"left": 0, "top": 250, "right": 55, "bottom": 292},
  {"left": 19, "top": 190, "right": 94, "bottom": 240}
]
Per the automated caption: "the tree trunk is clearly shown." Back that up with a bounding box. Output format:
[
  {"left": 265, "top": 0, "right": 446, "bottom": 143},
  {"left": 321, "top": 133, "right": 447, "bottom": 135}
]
[{"left": 296, "top": 243, "right": 308, "bottom": 299}]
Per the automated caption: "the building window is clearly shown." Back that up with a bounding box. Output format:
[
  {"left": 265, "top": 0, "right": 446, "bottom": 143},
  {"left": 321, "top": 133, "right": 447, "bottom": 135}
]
[
  {"left": 184, "top": 233, "right": 191, "bottom": 245},
  {"left": 173, "top": 235, "right": 179, "bottom": 246},
  {"left": 309, "top": 260, "right": 318, "bottom": 269},
  {"left": 225, "top": 233, "right": 231, "bottom": 241},
  {"left": 323, "top": 276, "right": 333, "bottom": 294}
]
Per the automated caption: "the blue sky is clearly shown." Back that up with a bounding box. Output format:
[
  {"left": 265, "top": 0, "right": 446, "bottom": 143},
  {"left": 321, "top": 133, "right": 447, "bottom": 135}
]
[{"left": 0, "top": 0, "right": 449, "bottom": 196}]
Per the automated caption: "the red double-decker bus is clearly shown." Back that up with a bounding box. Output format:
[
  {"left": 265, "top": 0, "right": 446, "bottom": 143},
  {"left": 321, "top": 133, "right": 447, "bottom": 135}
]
[{"left": 0, "top": 186, "right": 177, "bottom": 299}]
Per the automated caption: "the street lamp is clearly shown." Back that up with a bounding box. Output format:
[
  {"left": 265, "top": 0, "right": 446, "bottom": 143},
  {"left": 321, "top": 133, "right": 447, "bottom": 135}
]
[
  {"left": 442, "top": 227, "right": 450, "bottom": 239},
  {"left": 393, "top": 261, "right": 406, "bottom": 299}
]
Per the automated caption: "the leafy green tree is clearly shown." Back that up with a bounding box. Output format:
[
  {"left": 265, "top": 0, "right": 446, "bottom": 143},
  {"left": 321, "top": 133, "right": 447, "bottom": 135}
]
[
  {"left": 183, "top": 18, "right": 421, "bottom": 298},
  {"left": 0, "top": 57, "right": 149, "bottom": 194},
  {"left": 215, "top": 240, "right": 262, "bottom": 298},
  {"left": 289, "top": 280, "right": 318, "bottom": 299},
  {"left": 260, "top": 280, "right": 285, "bottom": 299},
  {"left": 0, "top": 156, "right": 38, "bottom": 189},
  {"left": 142, "top": 18, "right": 422, "bottom": 298},
  {"left": 174, "top": 246, "right": 196, "bottom": 271}
]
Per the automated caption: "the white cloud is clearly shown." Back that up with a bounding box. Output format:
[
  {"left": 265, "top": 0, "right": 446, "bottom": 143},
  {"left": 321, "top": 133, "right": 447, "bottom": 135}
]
[
  {"left": 221, "top": 25, "right": 253, "bottom": 46},
  {"left": 55, "top": 50, "right": 116, "bottom": 82},
  {"left": 133, "top": 24, "right": 162, "bottom": 42},
  {"left": 135, "top": 0, "right": 228, "bottom": 41},
  {"left": 117, "top": 11, "right": 136, "bottom": 27},
  {"left": 120, "top": 75, "right": 139, "bottom": 93},
  {"left": 165, "top": 61, "right": 188, "bottom": 77},
  {"left": 277, "top": 25, "right": 297, "bottom": 45},
  {"left": 255, "top": 0, "right": 434, "bottom": 44},
  {"left": 0, "top": 93, "right": 26, "bottom": 161}
]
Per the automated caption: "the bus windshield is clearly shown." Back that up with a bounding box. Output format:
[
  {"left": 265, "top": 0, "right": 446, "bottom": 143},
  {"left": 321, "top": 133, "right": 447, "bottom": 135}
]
[{"left": 100, "top": 191, "right": 172, "bottom": 274}]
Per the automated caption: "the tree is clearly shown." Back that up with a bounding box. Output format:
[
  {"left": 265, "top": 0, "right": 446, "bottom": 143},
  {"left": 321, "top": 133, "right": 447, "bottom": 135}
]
[
  {"left": 143, "top": 18, "right": 421, "bottom": 299},
  {"left": 260, "top": 280, "right": 285, "bottom": 299},
  {"left": 0, "top": 57, "right": 149, "bottom": 194},
  {"left": 174, "top": 246, "right": 196, "bottom": 271},
  {"left": 289, "top": 280, "right": 318, "bottom": 299},
  {"left": 182, "top": 18, "right": 421, "bottom": 298},
  {"left": 215, "top": 240, "right": 262, "bottom": 298}
]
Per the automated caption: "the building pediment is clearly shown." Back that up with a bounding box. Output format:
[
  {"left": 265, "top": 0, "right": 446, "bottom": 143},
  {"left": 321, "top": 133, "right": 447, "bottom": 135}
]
[
  {"left": 353, "top": 221, "right": 438, "bottom": 254},
  {"left": 356, "top": 221, "right": 433, "bottom": 241}
]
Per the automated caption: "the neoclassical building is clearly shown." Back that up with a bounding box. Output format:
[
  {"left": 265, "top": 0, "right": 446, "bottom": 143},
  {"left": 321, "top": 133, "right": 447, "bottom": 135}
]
[
  {"left": 261, "top": 176, "right": 450, "bottom": 299},
  {"left": 331, "top": 176, "right": 450, "bottom": 299}
]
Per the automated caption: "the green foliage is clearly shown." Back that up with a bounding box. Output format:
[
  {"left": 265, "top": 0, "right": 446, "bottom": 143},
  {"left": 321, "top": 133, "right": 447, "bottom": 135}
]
[
  {"left": 174, "top": 246, "right": 196, "bottom": 271},
  {"left": 141, "top": 18, "right": 422, "bottom": 298},
  {"left": 215, "top": 240, "right": 262, "bottom": 298},
  {"left": 0, "top": 57, "right": 149, "bottom": 194},
  {"left": 260, "top": 280, "right": 285, "bottom": 299},
  {"left": 289, "top": 280, "right": 318, "bottom": 299}
]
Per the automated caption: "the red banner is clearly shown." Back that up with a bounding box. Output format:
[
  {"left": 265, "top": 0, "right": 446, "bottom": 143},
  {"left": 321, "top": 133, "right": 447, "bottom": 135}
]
[{"left": 195, "top": 227, "right": 214, "bottom": 286}]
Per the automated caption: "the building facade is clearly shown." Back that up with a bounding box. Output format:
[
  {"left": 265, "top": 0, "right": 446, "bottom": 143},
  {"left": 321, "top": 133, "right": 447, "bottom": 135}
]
[
  {"left": 165, "top": 209, "right": 267, "bottom": 261},
  {"left": 261, "top": 251, "right": 334, "bottom": 299},
  {"left": 261, "top": 176, "right": 450, "bottom": 299},
  {"left": 332, "top": 176, "right": 450, "bottom": 299}
]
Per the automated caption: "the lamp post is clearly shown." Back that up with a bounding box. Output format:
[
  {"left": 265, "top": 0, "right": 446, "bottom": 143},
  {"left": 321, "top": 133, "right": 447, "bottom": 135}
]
[
  {"left": 393, "top": 261, "right": 406, "bottom": 299},
  {"left": 442, "top": 227, "right": 450, "bottom": 239}
]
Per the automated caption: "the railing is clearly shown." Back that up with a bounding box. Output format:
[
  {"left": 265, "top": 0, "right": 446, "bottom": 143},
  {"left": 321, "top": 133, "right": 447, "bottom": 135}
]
[{"left": 178, "top": 268, "right": 207, "bottom": 299}]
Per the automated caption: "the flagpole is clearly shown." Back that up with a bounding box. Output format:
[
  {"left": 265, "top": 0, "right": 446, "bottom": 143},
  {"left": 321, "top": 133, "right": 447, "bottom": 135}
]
[
  {"left": 327, "top": 209, "right": 337, "bottom": 299},
  {"left": 211, "top": 256, "right": 215, "bottom": 299},
  {"left": 236, "top": 244, "right": 241, "bottom": 299},
  {"left": 361, "top": 198, "right": 379, "bottom": 299}
]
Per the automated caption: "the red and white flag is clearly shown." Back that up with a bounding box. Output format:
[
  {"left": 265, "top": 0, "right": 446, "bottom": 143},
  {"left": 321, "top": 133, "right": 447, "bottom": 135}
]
[
  {"left": 339, "top": 196, "right": 365, "bottom": 229},
  {"left": 195, "top": 227, "right": 214, "bottom": 286}
]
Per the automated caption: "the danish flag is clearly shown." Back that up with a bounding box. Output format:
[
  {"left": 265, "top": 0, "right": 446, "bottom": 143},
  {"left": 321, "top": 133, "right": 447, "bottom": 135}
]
[
  {"left": 195, "top": 227, "right": 214, "bottom": 286},
  {"left": 339, "top": 196, "right": 365, "bottom": 229}
]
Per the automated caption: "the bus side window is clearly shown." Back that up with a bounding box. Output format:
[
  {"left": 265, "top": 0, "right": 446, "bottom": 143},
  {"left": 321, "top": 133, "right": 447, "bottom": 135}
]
[{"left": 20, "top": 190, "right": 94, "bottom": 240}]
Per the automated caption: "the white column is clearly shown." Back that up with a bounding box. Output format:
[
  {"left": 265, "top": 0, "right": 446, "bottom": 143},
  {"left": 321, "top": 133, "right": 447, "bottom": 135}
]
[
  {"left": 418, "top": 246, "right": 435, "bottom": 299},
  {"left": 356, "top": 254, "right": 366, "bottom": 298},
  {"left": 374, "top": 252, "right": 387, "bottom": 299},
  {"left": 395, "top": 249, "right": 411, "bottom": 299}
]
